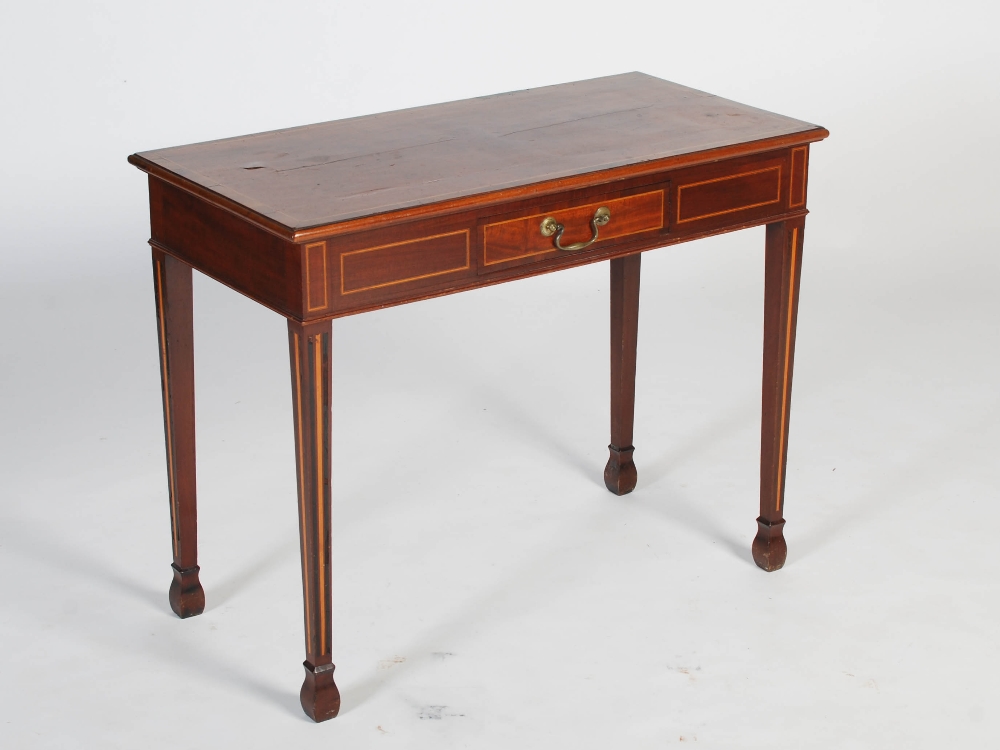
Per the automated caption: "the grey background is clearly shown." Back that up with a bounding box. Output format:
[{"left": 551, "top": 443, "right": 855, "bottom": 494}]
[{"left": 2, "top": 1, "right": 998, "bottom": 747}]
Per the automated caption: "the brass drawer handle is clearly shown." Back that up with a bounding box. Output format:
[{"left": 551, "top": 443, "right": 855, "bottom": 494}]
[{"left": 540, "top": 206, "right": 611, "bottom": 252}]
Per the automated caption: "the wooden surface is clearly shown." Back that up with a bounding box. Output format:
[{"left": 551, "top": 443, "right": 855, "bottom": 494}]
[{"left": 129, "top": 73, "right": 826, "bottom": 240}]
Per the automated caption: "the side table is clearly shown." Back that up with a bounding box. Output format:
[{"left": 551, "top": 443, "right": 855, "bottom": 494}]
[{"left": 129, "top": 72, "right": 828, "bottom": 721}]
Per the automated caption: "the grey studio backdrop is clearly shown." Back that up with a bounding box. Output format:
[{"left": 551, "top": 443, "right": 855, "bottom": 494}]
[{"left": 2, "top": 1, "right": 998, "bottom": 747}]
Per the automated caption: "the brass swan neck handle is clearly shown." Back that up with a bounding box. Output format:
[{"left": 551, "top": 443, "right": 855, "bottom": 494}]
[{"left": 540, "top": 206, "right": 611, "bottom": 252}]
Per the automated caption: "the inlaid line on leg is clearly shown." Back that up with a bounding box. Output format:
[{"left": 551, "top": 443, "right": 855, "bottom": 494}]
[
  {"left": 775, "top": 226, "right": 798, "bottom": 513},
  {"left": 154, "top": 257, "right": 181, "bottom": 560},
  {"left": 313, "top": 333, "right": 327, "bottom": 657},
  {"left": 292, "top": 331, "right": 313, "bottom": 654}
]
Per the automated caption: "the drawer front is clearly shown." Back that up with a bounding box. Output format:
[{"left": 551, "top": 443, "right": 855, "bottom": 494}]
[
  {"left": 339, "top": 230, "right": 470, "bottom": 295},
  {"left": 303, "top": 218, "right": 477, "bottom": 319},
  {"left": 671, "top": 155, "right": 787, "bottom": 233},
  {"left": 482, "top": 189, "right": 665, "bottom": 271}
]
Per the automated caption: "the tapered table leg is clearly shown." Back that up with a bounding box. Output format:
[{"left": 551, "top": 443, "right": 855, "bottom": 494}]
[
  {"left": 152, "top": 250, "right": 205, "bottom": 617},
  {"left": 288, "top": 319, "right": 340, "bottom": 722},
  {"left": 605, "top": 253, "right": 641, "bottom": 495},
  {"left": 754, "top": 218, "right": 806, "bottom": 571}
]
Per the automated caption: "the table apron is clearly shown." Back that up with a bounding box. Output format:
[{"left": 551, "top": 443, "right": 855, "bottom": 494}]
[{"left": 147, "top": 146, "right": 809, "bottom": 322}]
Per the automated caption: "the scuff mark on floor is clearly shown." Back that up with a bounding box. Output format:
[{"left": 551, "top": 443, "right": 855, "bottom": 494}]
[
  {"left": 378, "top": 656, "right": 406, "bottom": 669},
  {"left": 418, "top": 705, "right": 466, "bottom": 720}
]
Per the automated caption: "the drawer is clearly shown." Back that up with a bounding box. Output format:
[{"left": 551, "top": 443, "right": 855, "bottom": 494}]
[{"left": 481, "top": 188, "right": 665, "bottom": 272}]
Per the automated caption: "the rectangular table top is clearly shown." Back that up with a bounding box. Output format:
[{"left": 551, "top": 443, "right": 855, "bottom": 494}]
[{"left": 129, "top": 72, "right": 826, "bottom": 239}]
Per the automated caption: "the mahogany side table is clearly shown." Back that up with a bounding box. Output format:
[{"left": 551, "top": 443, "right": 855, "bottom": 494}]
[{"left": 128, "top": 73, "right": 828, "bottom": 722}]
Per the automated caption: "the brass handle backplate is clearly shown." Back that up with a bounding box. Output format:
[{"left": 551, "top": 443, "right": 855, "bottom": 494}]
[{"left": 540, "top": 206, "right": 611, "bottom": 252}]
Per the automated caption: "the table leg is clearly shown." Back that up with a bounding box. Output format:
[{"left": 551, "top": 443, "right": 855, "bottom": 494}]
[
  {"left": 287, "top": 319, "right": 340, "bottom": 722},
  {"left": 605, "top": 253, "right": 641, "bottom": 495},
  {"left": 151, "top": 250, "right": 205, "bottom": 617},
  {"left": 754, "top": 218, "right": 806, "bottom": 571}
]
